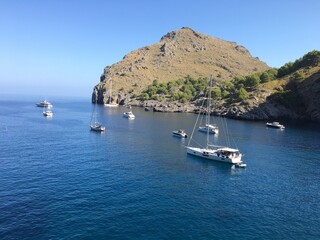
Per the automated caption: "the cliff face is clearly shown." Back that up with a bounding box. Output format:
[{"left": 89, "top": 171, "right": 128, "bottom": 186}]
[
  {"left": 212, "top": 66, "right": 320, "bottom": 122},
  {"left": 93, "top": 27, "right": 269, "bottom": 104}
]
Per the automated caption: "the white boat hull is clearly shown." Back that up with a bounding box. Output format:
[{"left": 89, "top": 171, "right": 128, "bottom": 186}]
[
  {"left": 199, "top": 127, "right": 218, "bottom": 134},
  {"left": 43, "top": 111, "right": 53, "bottom": 117},
  {"left": 186, "top": 146, "right": 242, "bottom": 164},
  {"left": 104, "top": 103, "right": 119, "bottom": 107},
  {"left": 172, "top": 131, "right": 187, "bottom": 138},
  {"left": 123, "top": 112, "right": 135, "bottom": 119}
]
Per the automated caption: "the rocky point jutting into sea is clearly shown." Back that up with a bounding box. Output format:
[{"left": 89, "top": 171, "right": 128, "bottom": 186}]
[{"left": 92, "top": 27, "right": 320, "bottom": 122}]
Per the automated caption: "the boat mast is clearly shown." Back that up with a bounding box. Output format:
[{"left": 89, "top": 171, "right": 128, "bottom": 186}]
[{"left": 206, "top": 75, "right": 212, "bottom": 149}]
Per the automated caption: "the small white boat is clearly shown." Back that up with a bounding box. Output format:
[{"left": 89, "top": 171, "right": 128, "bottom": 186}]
[
  {"left": 123, "top": 111, "right": 135, "bottom": 119},
  {"left": 42, "top": 104, "right": 53, "bottom": 117},
  {"left": 36, "top": 100, "right": 52, "bottom": 108},
  {"left": 90, "top": 122, "right": 106, "bottom": 132},
  {"left": 172, "top": 129, "right": 187, "bottom": 138},
  {"left": 43, "top": 109, "right": 53, "bottom": 117},
  {"left": 199, "top": 124, "right": 219, "bottom": 134},
  {"left": 235, "top": 162, "right": 247, "bottom": 168},
  {"left": 266, "top": 122, "right": 285, "bottom": 129}
]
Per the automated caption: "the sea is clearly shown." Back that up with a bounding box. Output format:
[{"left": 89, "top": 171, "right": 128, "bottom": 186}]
[{"left": 1, "top": 95, "right": 320, "bottom": 240}]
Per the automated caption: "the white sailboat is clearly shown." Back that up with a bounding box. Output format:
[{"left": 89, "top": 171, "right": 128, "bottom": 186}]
[
  {"left": 104, "top": 78, "right": 119, "bottom": 107},
  {"left": 91, "top": 94, "right": 106, "bottom": 132},
  {"left": 198, "top": 95, "right": 219, "bottom": 134},
  {"left": 186, "top": 76, "right": 244, "bottom": 165}
]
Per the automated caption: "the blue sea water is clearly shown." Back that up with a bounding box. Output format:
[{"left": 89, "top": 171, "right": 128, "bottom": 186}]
[{"left": 0, "top": 96, "right": 320, "bottom": 239}]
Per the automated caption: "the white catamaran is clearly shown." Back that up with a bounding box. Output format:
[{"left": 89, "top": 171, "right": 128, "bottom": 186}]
[
  {"left": 186, "top": 76, "right": 244, "bottom": 165},
  {"left": 104, "top": 78, "right": 119, "bottom": 107}
]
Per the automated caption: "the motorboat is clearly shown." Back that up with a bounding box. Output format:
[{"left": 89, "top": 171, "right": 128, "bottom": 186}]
[
  {"left": 199, "top": 124, "right": 219, "bottom": 134},
  {"left": 36, "top": 100, "right": 52, "bottom": 108},
  {"left": 172, "top": 129, "right": 187, "bottom": 138},
  {"left": 266, "top": 122, "right": 285, "bottom": 129},
  {"left": 43, "top": 109, "right": 53, "bottom": 117},
  {"left": 235, "top": 162, "right": 247, "bottom": 168},
  {"left": 90, "top": 122, "right": 105, "bottom": 132},
  {"left": 123, "top": 111, "right": 135, "bottom": 119}
]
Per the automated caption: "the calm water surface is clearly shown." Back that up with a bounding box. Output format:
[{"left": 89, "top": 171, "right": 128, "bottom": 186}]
[{"left": 0, "top": 96, "right": 319, "bottom": 239}]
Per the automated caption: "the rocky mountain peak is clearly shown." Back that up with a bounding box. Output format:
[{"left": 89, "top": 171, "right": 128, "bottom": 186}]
[{"left": 160, "top": 27, "right": 207, "bottom": 42}]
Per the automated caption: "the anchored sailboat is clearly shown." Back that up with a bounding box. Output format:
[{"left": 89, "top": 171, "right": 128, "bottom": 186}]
[
  {"left": 186, "top": 75, "right": 244, "bottom": 165},
  {"left": 198, "top": 85, "right": 219, "bottom": 134},
  {"left": 91, "top": 93, "right": 106, "bottom": 132},
  {"left": 104, "top": 78, "right": 119, "bottom": 107}
]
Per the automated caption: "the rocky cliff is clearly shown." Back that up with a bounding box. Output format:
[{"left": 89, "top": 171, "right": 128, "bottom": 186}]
[{"left": 92, "top": 27, "right": 269, "bottom": 104}]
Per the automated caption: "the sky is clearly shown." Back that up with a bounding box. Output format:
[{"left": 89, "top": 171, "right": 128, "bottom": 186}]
[{"left": 1, "top": 0, "right": 319, "bottom": 98}]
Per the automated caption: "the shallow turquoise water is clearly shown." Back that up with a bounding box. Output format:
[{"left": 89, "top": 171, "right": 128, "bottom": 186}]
[{"left": 0, "top": 97, "right": 319, "bottom": 239}]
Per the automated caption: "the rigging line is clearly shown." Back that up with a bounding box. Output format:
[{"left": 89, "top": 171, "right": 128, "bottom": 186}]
[
  {"left": 207, "top": 75, "right": 212, "bottom": 149},
  {"left": 187, "top": 88, "right": 206, "bottom": 146},
  {"left": 189, "top": 138, "right": 205, "bottom": 148}
]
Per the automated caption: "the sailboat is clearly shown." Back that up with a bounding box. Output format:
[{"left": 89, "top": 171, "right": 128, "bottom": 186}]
[
  {"left": 198, "top": 91, "right": 219, "bottom": 134},
  {"left": 104, "top": 78, "right": 119, "bottom": 107},
  {"left": 90, "top": 94, "right": 106, "bottom": 132},
  {"left": 186, "top": 76, "right": 243, "bottom": 165}
]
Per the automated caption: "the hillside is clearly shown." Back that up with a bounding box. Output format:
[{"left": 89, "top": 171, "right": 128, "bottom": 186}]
[
  {"left": 92, "top": 27, "right": 269, "bottom": 104},
  {"left": 130, "top": 50, "right": 320, "bottom": 122}
]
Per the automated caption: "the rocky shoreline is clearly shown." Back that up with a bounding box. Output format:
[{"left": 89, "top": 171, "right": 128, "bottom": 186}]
[{"left": 128, "top": 99, "right": 317, "bottom": 122}]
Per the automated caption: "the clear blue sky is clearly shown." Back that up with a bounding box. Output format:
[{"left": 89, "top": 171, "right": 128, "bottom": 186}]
[{"left": 1, "top": 0, "right": 319, "bottom": 97}]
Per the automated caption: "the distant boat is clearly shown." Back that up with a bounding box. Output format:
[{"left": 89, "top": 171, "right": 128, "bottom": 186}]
[
  {"left": 90, "top": 122, "right": 106, "bottom": 132},
  {"left": 36, "top": 99, "right": 52, "bottom": 108},
  {"left": 198, "top": 99, "right": 218, "bottom": 134},
  {"left": 199, "top": 124, "right": 219, "bottom": 134},
  {"left": 91, "top": 94, "right": 105, "bottom": 132},
  {"left": 172, "top": 129, "right": 187, "bottom": 138},
  {"left": 186, "top": 75, "right": 244, "bottom": 165},
  {"left": 104, "top": 78, "right": 119, "bottom": 107},
  {"left": 123, "top": 111, "right": 135, "bottom": 119},
  {"left": 43, "top": 105, "right": 53, "bottom": 117},
  {"left": 266, "top": 122, "right": 285, "bottom": 129}
]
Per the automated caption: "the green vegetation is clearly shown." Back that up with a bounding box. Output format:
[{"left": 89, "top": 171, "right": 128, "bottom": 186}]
[
  {"left": 137, "top": 50, "right": 319, "bottom": 105},
  {"left": 268, "top": 90, "right": 297, "bottom": 109},
  {"left": 139, "top": 75, "right": 209, "bottom": 102},
  {"left": 277, "top": 50, "right": 320, "bottom": 78},
  {"left": 138, "top": 68, "right": 277, "bottom": 104}
]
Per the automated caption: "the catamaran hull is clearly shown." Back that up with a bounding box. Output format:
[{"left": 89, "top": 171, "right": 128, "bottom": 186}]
[{"left": 186, "top": 147, "right": 242, "bottom": 164}]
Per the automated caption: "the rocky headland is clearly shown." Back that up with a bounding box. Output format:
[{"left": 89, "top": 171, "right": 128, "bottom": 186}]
[{"left": 92, "top": 27, "right": 320, "bottom": 122}]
